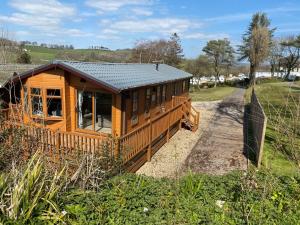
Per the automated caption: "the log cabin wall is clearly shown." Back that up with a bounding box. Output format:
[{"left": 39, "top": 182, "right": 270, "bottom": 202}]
[
  {"left": 124, "top": 79, "right": 190, "bottom": 134},
  {"left": 22, "top": 68, "right": 66, "bottom": 131},
  {"left": 21, "top": 69, "right": 122, "bottom": 136}
]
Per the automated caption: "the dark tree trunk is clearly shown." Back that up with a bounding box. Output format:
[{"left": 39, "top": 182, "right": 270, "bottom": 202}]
[{"left": 249, "top": 63, "right": 256, "bottom": 86}]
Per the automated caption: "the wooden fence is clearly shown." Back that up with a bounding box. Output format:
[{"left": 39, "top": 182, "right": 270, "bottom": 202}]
[
  {"left": 250, "top": 89, "right": 267, "bottom": 167},
  {"left": 0, "top": 97, "right": 200, "bottom": 171}
]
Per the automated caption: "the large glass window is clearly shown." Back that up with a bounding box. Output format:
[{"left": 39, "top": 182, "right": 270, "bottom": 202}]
[
  {"left": 31, "top": 88, "right": 43, "bottom": 116},
  {"left": 131, "top": 91, "right": 138, "bottom": 125},
  {"left": 162, "top": 85, "right": 166, "bottom": 103},
  {"left": 157, "top": 86, "right": 161, "bottom": 105},
  {"left": 77, "top": 90, "right": 112, "bottom": 132},
  {"left": 144, "top": 88, "right": 151, "bottom": 115},
  {"left": 46, "top": 89, "right": 62, "bottom": 117},
  {"left": 95, "top": 93, "right": 112, "bottom": 131},
  {"left": 77, "top": 91, "right": 93, "bottom": 130}
]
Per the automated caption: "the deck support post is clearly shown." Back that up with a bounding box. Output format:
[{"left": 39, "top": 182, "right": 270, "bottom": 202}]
[{"left": 147, "top": 121, "right": 152, "bottom": 161}]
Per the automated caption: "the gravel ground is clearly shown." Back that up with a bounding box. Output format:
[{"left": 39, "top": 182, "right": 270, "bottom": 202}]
[
  {"left": 136, "top": 100, "right": 220, "bottom": 178},
  {"left": 136, "top": 88, "right": 248, "bottom": 178}
]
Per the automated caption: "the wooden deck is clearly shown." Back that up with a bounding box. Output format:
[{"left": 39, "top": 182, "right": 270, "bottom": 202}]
[{"left": 0, "top": 97, "right": 200, "bottom": 171}]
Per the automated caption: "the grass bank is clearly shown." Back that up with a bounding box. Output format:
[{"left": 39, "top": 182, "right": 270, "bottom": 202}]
[
  {"left": 190, "top": 86, "right": 237, "bottom": 101},
  {"left": 251, "top": 81, "right": 300, "bottom": 176}
]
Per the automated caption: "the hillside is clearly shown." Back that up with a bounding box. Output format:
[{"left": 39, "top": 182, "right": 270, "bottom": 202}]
[{"left": 25, "top": 45, "right": 133, "bottom": 64}]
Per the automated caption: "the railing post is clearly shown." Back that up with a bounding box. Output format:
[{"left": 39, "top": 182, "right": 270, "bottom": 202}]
[
  {"left": 55, "top": 131, "right": 61, "bottom": 163},
  {"left": 147, "top": 120, "right": 152, "bottom": 161}
]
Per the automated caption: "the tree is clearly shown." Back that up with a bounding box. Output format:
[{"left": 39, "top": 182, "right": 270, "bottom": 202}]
[
  {"left": 269, "top": 39, "right": 283, "bottom": 76},
  {"left": 0, "top": 28, "right": 18, "bottom": 64},
  {"left": 239, "top": 12, "right": 274, "bottom": 85},
  {"left": 17, "top": 50, "right": 31, "bottom": 64},
  {"left": 280, "top": 36, "right": 300, "bottom": 79},
  {"left": 165, "top": 33, "right": 184, "bottom": 67},
  {"left": 203, "top": 38, "right": 234, "bottom": 87},
  {"left": 131, "top": 33, "right": 184, "bottom": 67}
]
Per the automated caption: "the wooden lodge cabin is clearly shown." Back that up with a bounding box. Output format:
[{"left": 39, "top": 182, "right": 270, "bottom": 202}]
[{"left": 0, "top": 61, "right": 199, "bottom": 171}]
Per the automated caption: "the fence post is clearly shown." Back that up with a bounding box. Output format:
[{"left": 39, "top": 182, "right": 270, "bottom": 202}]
[{"left": 147, "top": 120, "right": 152, "bottom": 161}]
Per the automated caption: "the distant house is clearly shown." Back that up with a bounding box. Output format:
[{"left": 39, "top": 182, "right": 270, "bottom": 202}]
[{"left": 0, "top": 61, "right": 199, "bottom": 171}]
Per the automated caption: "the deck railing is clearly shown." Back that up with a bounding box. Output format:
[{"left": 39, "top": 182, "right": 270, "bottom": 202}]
[{"left": 0, "top": 96, "right": 200, "bottom": 170}]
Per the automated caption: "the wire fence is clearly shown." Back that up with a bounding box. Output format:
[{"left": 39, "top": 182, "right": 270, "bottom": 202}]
[{"left": 250, "top": 89, "right": 267, "bottom": 167}]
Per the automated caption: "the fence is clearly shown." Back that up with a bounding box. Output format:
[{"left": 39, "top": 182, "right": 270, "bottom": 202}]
[
  {"left": 250, "top": 89, "right": 267, "bottom": 167},
  {"left": 0, "top": 97, "right": 200, "bottom": 172}
]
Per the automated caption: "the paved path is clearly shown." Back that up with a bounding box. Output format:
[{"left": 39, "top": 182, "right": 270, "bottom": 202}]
[
  {"left": 137, "top": 88, "right": 247, "bottom": 178},
  {"left": 184, "top": 88, "right": 247, "bottom": 175}
]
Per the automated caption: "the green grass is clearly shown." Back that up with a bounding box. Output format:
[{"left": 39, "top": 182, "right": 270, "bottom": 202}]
[
  {"left": 190, "top": 86, "right": 237, "bottom": 101},
  {"left": 253, "top": 81, "right": 300, "bottom": 176},
  {"left": 25, "top": 45, "right": 132, "bottom": 63}
]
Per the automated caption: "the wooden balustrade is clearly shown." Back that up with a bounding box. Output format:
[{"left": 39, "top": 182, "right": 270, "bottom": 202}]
[
  {"left": 0, "top": 97, "right": 200, "bottom": 171},
  {"left": 119, "top": 102, "right": 186, "bottom": 165}
]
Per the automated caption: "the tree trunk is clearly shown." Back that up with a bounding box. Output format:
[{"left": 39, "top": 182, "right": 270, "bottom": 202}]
[
  {"left": 249, "top": 64, "right": 256, "bottom": 86},
  {"left": 285, "top": 67, "right": 292, "bottom": 80}
]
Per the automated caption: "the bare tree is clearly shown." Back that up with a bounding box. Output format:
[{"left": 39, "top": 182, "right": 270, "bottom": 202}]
[
  {"left": 280, "top": 36, "right": 300, "bottom": 79},
  {"left": 0, "top": 28, "right": 18, "bottom": 64},
  {"left": 269, "top": 39, "right": 283, "bottom": 76}
]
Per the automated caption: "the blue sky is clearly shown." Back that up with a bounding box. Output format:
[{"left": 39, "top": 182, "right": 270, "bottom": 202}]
[{"left": 0, "top": 0, "right": 300, "bottom": 58}]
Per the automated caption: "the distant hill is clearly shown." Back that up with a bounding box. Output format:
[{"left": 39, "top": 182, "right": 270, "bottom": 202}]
[{"left": 24, "top": 45, "right": 133, "bottom": 64}]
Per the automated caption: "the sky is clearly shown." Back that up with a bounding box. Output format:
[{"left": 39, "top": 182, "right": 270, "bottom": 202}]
[{"left": 0, "top": 0, "right": 300, "bottom": 58}]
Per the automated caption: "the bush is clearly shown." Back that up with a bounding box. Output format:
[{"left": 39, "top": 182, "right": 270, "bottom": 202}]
[{"left": 17, "top": 51, "right": 31, "bottom": 64}]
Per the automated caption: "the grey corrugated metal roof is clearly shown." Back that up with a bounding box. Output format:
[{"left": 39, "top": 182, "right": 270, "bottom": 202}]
[
  {"left": 57, "top": 61, "right": 192, "bottom": 91},
  {"left": 0, "top": 64, "right": 41, "bottom": 87}
]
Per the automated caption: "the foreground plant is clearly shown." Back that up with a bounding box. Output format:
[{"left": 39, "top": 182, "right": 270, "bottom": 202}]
[{"left": 0, "top": 152, "right": 66, "bottom": 224}]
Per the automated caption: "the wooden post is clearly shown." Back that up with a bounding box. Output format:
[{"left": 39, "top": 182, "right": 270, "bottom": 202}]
[
  {"left": 147, "top": 121, "right": 152, "bottom": 161},
  {"left": 167, "top": 110, "right": 170, "bottom": 142},
  {"left": 55, "top": 131, "right": 61, "bottom": 163}
]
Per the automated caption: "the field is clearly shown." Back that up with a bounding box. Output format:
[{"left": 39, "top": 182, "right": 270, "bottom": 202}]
[
  {"left": 253, "top": 81, "right": 300, "bottom": 176},
  {"left": 25, "top": 45, "right": 132, "bottom": 63},
  {"left": 190, "top": 86, "right": 238, "bottom": 101}
]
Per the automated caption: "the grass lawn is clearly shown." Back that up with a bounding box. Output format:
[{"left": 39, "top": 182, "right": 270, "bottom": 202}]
[
  {"left": 252, "top": 81, "right": 300, "bottom": 176},
  {"left": 190, "top": 86, "right": 237, "bottom": 101}
]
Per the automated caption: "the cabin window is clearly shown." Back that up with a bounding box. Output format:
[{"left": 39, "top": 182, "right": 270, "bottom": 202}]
[
  {"left": 46, "top": 89, "right": 62, "bottom": 117},
  {"left": 162, "top": 85, "right": 166, "bottom": 103},
  {"left": 182, "top": 81, "right": 186, "bottom": 92},
  {"left": 157, "top": 86, "right": 161, "bottom": 105},
  {"left": 31, "top": 88, "right": 43, "bottom": 116},
  {"left": 145, "top": 88, "right": 151, "bottom": 115},
  {"left": 77, "top": 90, "right": 112, "bottom": 133},
  {"left": 173, "top": 83, "right": 176, "bottom": 96},
  {"left": 151, "top": 87, "right": 156, "bottom": 105},
  {"left": 131, "top": 91, "right": 138, "bottom": 125},
  {"left": 77, "top": 91, "right": 93, "bottom": 130}
]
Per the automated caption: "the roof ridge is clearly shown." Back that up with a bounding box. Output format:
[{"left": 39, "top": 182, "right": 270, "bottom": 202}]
[{"left": 55, "top": 60, "right": 166, "bottom": 66}]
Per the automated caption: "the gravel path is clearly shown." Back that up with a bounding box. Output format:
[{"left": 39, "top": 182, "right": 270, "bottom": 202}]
[
  {"left": 136, "top": 88, "right": 247, "bottom": 178},
  {"left": 184, "top": 88, "right": 247, "bottom": 175}
]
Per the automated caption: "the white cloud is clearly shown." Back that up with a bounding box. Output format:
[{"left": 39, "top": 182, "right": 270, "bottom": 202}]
[
  {"left": 184, "top": 32, "right": 229, "bottom": 40},
  {"left": 108, "top": 18, "right": 199, "bottom": 35},
  {"left": 9, "top": 0, "right": 75, "bottom": 17},
  {"left": 85, "top": 0, "right": 152, "bottom": 13},
  {"left": 131, "top": 8, "right": 153, "bottom": 16}
]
